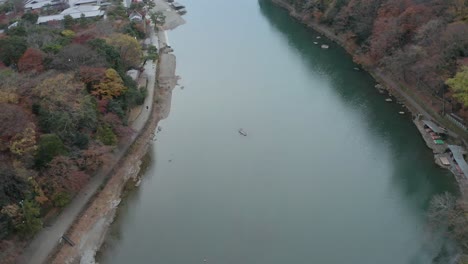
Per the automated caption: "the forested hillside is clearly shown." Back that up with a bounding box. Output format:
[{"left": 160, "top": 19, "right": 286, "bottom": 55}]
[
  {"left": 0, "top": 1, "right": 153, "bottom": 243},
  {"left": 277, "top": 0, "right": 467, "bottom": 119}
]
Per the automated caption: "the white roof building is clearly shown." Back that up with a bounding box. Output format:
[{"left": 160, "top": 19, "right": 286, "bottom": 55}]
[
  {"left": 126, "top": 69, "right": 139, "bottom": 81},
  {"left": 37, "top": 5, "right": 105, "bottom": 24},
  {"left": 25, "top": 0, "right": 62, "bottom": 10}
]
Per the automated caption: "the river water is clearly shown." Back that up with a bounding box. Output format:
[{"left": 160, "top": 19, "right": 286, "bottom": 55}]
[{"left": 99, "top": 0, "right": 458, "bottom": 263}]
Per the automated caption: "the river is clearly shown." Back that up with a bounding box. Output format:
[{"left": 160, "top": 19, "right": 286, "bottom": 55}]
[{"left": 99, "top": 0, "right": 459, "bottom": 263}]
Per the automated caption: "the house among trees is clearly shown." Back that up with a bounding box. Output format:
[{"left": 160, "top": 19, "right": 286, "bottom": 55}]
[
  {"left": 37, "top": 5, "right": 105, "bottom": 24},
  {"left": 129, "top": 10, "right": 142, "bottom": 22}
]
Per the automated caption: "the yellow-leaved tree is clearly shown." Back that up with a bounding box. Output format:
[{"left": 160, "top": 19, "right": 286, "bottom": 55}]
[
  {"left": 9, "top": 122, "right": 38, "bottom": 156},
  {"left": 92, "top": 68, "right": 127, "bottom": 99},
  {"left": 446, "top": 66, "right": 468, "bottom": 106}
]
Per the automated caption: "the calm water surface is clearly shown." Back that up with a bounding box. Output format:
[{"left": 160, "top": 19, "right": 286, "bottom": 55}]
[{"left": 100, "top": 1, "right": 458, "bottom": 263}]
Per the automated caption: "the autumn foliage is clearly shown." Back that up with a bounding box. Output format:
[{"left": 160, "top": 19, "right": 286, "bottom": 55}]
[
  {"left": 18, "top": 48, "right": 44, "bottom": 73},
  {"left": 284, "top": 0, "right": 468, "bottom": 116},
  {"left": 0, "top": 16, "right": 148, "bottom": 239}
]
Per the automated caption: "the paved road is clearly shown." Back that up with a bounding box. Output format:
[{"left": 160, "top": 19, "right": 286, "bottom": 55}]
[
  {"left": 132, "top": 23, "right": 158, "bottom": 131},
  {"left": 17, "top": 24, "right": 160, "bottom": 264}
]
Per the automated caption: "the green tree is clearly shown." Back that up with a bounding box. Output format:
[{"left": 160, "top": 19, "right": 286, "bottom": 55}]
[
  {"left": 52, "top": 192, "right": 70, "bottom": 208},
  {"left": 88, "top": 38, "right": 123, "bottom": 71},
  {"left": 0, "top": 36, "right": 27, "bottom": 66},
  {"left": 146, "top": 45, "right": 158, "bottom": 61},
  {"left": 96, "top": 125, "right": 117, "bottom": 145},
  {"left": 6, "top": 25, "right": 27, "bottom": 36},
  {"left": 63, "top": 15, "right": 74, "bottom": 29},
  {"left": 22, "top": 12, "right": 38, "bottom": 24},
  {"left": 15, "top": 199, "right": 42, "bottom": 236},
  {"left": 79, "top": 13, "right": 87, "bottom": 27},
  {"left": 446, "top": 66, "right": 468, "bottom": 105},
  {"left": 35, "top": 134, "right": 66, "bottom": 167}
]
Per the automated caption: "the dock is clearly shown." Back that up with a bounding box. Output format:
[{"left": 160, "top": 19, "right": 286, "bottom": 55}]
[{"left": 413, "top": 119, "right": 447, "bottom": 154}]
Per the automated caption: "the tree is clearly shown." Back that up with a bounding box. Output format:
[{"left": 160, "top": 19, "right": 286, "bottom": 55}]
[
  {"left": 22, "top": 12, "right": 38, "bottom": 24},
  {"left": 9, "top": 122, "right": 38, "bottom": 157},
  {"left": 76, "top": 142, "right": 112, "bottom": 172},
  {"left": 6, "top": 25, "right": 26, "bottom": 37},
  {"left": 33, "top": 73, "right": 85, "bottom": 112},
  {"left": 91, "top": 68, "right": 127, "bottom": 99},
  {"left": 146, "top": 45, "right": 158, "bottom": 61},
  {"left": 35, "top": 134, "right": 67, "bottom": 167},
  {"left": 61, "top": 29, "right": 75, "bottom": 39},
  {"left": 428, "top": 192, "right": 468, "bottom": 251},
  {"left": 14, "top": 199, "right": 42, "bottom": 236},
  {"left": 51, "top": 44, "right": 106, "bottom": 71},
  {"left": 96, "top": 125, "right": 117, "bottom": 145},
  {"left": 0, "top": 103, "right": 30, "bottom": 151},
  {"left": 63, "top": 15, "right": 75, "bottom": 29},
  {"left": 0, "top": 36, "right": 27, "bottom": 66},
  {"left": 79, "top": 66, "right": 106, "bottom": 90},
  {"left": 88, "top": 38, "right": 123, "bottom": 71},
  {"left": 0, "top": 166, "right": 27, "bottom": 208},
  {"left": 106, "top": 33, "right": 142, "bottom": 69},
  {"left": 34, "top": 74, "right": 99, "bottom": 143},
  {"left": 446, "top": 66, "right": 468, "bottom": 105},
  {"left": 79, "top": 13, "right": 87, "bottom": 27},
  {"left": 17, "top": 48, "right": 45, "bottom": 73}
]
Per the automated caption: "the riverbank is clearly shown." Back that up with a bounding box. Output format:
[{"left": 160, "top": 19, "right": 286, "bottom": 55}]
[{"left": 46, "top": 30, "right": 178, "bottom": 264}]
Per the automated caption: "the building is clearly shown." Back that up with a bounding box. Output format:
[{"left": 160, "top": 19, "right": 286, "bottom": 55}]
[
  {"left": 25, "top": 0, "right": 64, "bottom": 10},
  {"left": 37, "top": 5, "right": 105, "bottom": 24},
  {"left": 74, "top": 0, "right": 98, "bottom": 5},
  {"left": 448, "top": 145, "right": 468, "bottom": 178},
  {"left": 422, "top": 120, "right": 447, "bottom": 137},
  {"left": 129, "top": 10, "right": 142, "bottom": 22},
  {"left": 126, "top": 69, "right": 139, "bottom": 81},
  {"left": 7, "top": 21, "right": 18, "bottom": 29},
  {"left": 171, "top": 2, "right": 184, "bottom": 10}
]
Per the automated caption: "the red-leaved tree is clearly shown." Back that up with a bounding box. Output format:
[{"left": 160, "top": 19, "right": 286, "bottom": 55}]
[{"left": 17, "top": 48, "right": 45, "bottom": 73}]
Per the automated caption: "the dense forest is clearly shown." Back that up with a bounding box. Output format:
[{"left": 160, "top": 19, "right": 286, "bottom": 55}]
[
  {"left": 0, "top": 0, "right": 154, "bottom": 242},
  {"left": 278, "top": 0, "right": 468, "bottom": 119}
]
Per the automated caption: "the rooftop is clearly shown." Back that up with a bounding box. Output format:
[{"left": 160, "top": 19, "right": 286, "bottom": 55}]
[
  {"left": 25, "top": 0, "right": 62, "bottom": 10},
  {"left": 448, "top": 145, "right": 468, "bottom": 178},
  {"left": 37, "top": 6, "right": 104, "bottom": 24},
  {"left": 172, "top": 2, "right": 184, "bottom": 9},
  {"left": 422, "top": 120, "right": 446, "bottom": 134}
]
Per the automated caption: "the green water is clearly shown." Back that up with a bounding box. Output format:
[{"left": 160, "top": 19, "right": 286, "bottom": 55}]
[{"left": 99, "top": 1, "right": 458, "bottom": 263}]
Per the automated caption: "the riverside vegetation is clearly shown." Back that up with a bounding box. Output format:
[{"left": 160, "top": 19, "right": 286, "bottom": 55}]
[{"left": 0, "top": 0, "right": 158, "bottom": 259}]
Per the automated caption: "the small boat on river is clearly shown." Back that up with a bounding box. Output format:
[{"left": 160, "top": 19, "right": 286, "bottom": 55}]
[{"left": 238, "top": 129, "right": 247, "bottom": 136}]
